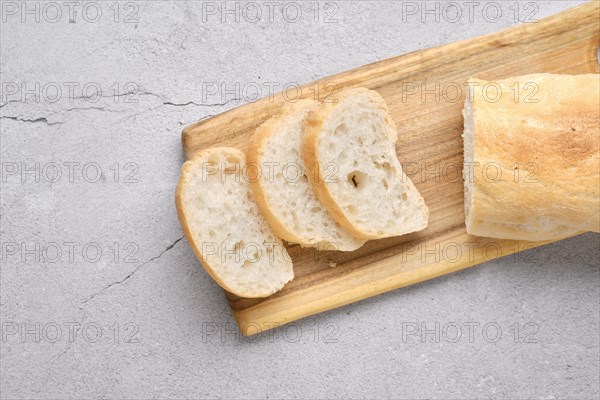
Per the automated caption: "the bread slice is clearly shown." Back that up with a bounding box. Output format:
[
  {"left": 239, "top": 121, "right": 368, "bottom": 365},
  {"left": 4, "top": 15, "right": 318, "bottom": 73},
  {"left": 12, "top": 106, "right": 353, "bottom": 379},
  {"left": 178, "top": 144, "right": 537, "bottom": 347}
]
[
  {"left": 247, "top": 100, "right": 366, "bottom": 251},
  {"left": 463, "top": 74, "right": 600, "bottom": 241},
  {"left": 175, "top": 147, "right": 293, "bottom": 298},
  {"left": 301, "top": 87, "right": 429, "bottom": 240}
]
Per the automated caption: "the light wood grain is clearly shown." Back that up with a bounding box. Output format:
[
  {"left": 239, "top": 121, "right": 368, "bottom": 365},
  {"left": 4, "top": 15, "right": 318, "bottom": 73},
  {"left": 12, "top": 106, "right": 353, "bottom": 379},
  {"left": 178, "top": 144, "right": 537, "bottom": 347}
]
[{"left": 181, "top": 2, "right": 600, "bottom": 335}]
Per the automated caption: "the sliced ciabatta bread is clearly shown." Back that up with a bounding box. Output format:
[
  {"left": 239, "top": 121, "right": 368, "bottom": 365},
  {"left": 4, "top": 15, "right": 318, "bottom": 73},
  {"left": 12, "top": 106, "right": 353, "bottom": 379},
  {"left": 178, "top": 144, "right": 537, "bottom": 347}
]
[
  {"left": 302, "top": 87, "right": 429, "bottom": 240},
  {"left": 176, "top": 147, "right": 293, "bottom": 298},
  {"left": 247, "top": 100, "right": 366, "bottom": 251},
  {"left": 463, "top": 74, "right": 600, "bottom": 241}
]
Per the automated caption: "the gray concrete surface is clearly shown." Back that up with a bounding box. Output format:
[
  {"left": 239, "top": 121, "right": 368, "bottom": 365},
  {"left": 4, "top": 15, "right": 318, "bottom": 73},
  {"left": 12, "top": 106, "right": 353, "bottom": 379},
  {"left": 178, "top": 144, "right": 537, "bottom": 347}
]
[{"left": 1, "top": 1, "right": 598, "bottom": 399}]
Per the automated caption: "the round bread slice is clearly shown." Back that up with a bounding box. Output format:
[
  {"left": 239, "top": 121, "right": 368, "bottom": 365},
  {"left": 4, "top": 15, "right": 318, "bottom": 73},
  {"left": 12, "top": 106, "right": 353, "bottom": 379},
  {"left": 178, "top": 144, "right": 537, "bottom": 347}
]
[
  {"left": 176, "top": 147, "right": 293, "bottom": 298},
  {"left": 301, "top": 87, "right": 429, "bottom": 240},
  {"left": 247, "top": 100, "right": 366, "bottom": 251}
]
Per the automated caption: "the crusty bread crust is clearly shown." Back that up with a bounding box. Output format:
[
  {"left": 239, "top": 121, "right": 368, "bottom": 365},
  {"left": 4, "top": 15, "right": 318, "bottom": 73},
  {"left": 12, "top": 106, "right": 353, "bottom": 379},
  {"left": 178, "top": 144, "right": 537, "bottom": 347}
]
[
  {"left": 175, "top": 147, "right": 293, "bottom": 298},
  {"left": 464, "top": 74, "right": 600, "bottom": 240}
]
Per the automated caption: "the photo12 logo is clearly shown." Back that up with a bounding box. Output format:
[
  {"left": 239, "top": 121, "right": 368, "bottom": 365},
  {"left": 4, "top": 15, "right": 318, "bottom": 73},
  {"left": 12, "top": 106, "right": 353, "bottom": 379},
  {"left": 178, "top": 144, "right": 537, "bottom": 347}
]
[
  {"left": 196, "top": 159, "right": 336, "bottom": 185},
  {"left": 201, "top": 240, "right": 292, "bottom": 264},
  {"left": 1, "top": 82, "right": 140, "bottom": 104},
  {"left": 1, "top": 161, "right": 140, "bottom": 184},
  {"left": 0, "top": 1, "right": 140, "bottom": 23},
  {"left": 401, "top": 321, "right": 540, "bottom": 344},
  {"left": 400, "top": 1, "right": 539, "bottom": 24},
  {"left": 200, "top": 1, "right": 339, "bottom": 23},
  {"left": 400, "top": 80, "right": 540, "bottom": 104},
  {"left": 1, "top": 241, "right": 140, "bottom": 264},
  {"left": 401, "top": 238, "right": 552, "bottom": 265},
  {"left": 201, "top": 321, "right": 340, "bottom": 344},
  {"left": 200, "top": 81, "right": 339, "bottom": 105},
  {"left": 1, "top": 321, "right": 140, "bottom": 344}
]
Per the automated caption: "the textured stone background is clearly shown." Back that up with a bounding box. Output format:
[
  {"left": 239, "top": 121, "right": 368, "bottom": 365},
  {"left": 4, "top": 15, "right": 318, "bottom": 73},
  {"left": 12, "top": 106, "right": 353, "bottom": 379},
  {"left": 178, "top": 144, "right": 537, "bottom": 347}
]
[{"left": 1, "top": 1, "right": 598, "bottom": 399}]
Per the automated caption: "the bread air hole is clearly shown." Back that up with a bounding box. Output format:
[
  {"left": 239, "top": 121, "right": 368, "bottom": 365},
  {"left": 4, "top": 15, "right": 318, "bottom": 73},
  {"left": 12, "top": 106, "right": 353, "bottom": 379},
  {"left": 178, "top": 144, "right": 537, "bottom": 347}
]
[
  {"left": 347, "top": 171, "right": 366, "bottom": 189},
  {"left": 372, "top": 160, "right": 392, "bottom": 175},
  {"left": 334, "top": 123, "right": 348, "bottom": 136},
  {"left": 249, "top": 250, "right": 260, "bottom": 261},
  {"left": 233, "top": 240, "right": 244, "bottom": 252}
]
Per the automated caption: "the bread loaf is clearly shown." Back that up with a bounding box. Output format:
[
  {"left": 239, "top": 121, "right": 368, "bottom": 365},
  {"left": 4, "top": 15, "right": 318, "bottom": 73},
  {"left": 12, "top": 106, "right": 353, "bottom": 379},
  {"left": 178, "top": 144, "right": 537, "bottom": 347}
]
[{"left": 463, "top": 74, "right": 600, "bottom": 241}]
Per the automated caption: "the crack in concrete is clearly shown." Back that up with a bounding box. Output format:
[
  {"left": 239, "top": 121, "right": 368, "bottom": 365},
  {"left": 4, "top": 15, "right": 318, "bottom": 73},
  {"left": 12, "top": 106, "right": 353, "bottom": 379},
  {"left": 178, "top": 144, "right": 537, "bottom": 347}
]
[
  {"left": 81, "top": 236, "right": 184, "bottom": 305},
  {"left": 3, "top": 105, "right": 133, "bottom": 127},
  {"left": 1, "top": 95, "right": 238, "bottom": 119},
  {"left": 179, "top": 114, "right": 215, "bottom": 126},
  {"left": 51, "top": 311, "right": 86, "bottom": 364},
  {"left": 206, "top": 99, "right": 241, "bottom": 107},
  {"left": 163, "top": 100, "right": 203, "bottom": 107},
  {"left": 162, "top": 98, "right": 241, "bottom": 107},
  {"left": 0, "top": 100, "right": 23, "bottom": 109},
  {"left": 0, "top": 115, "right": 62, "bottom": 126},
  {"left": 0, "top": 89, "right": 163, "bottom": 110},
  {"left": 1, "top": 91, "right": 239, "bottom": 128},
  {"left": 63, "top": 105, "right": 113, "bottom": 112}
]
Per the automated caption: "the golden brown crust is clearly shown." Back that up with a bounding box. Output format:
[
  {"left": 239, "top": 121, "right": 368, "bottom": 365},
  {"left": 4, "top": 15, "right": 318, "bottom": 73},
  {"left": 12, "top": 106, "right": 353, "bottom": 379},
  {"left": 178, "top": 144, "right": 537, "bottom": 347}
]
[{"left": 467, "top": 74, "right": 600, "bottom": 240}]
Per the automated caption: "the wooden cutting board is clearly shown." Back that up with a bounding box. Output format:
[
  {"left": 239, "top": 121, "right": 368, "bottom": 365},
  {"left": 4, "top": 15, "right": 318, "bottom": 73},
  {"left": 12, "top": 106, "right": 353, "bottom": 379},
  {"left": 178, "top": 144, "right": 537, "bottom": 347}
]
[{"left": 182, "top": 2, "right": 600, "bottom": 335}]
